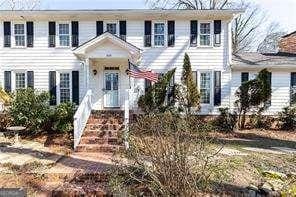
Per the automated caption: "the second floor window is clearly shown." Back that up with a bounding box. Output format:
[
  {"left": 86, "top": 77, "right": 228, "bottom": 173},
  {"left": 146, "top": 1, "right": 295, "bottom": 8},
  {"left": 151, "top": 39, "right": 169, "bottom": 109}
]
[
  {"left": 15, "top": 72, "right": 26, "bottom": 89},
  {"left": 14, "top": 24, "right": 25, "bottom": 47},
  {"left": 154, "top": 23, "right": 165, "bottom": 46},
  {"left": 59, "top": 24, "right": 70, "bottom": 46},
  {"left": 200, "top": 23, "right": 211, "bottom": 46},
  {"left": 60, "top": 73, "right": 70, "bottom": 103},
  {"left": 107, "top": 23, "right": 117, "bottom": 35}
]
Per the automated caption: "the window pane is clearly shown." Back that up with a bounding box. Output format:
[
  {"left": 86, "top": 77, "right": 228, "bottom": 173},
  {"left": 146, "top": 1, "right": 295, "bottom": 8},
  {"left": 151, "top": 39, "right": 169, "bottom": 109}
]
[
  {"left": 60, "top": 73, "right": 70, "bottom": 103},
  {"left": 16, "top": 73, "right": 26, "bottom": 89},
  {"left": 14, "top": 24, "right": 24, "bottom": 35},
  {"left": 15, "top": 35, "right": 25, "bottom": 46},
  {"left": 200, "top": 72, "right": 211, "bottom": 104},
  {"left": 200, "top": 35, "right": 210, "bottom": 46},
  {"left": 154, "top": 23, "right": 164, "bottom": 34},
  {"left": 59, "top": 35, "right": 70, "bottom": 46},
  {"left": 200, "top": 23, "right": 210, "bottom": 34},
  {"left": 107, "top": 23, "right": 117, "bottom": 35},
  {"left": 59, "top": 24, "right": 69, "bottom": 34},
  {"left": 154, "top": 35, "right": 164, "bottom": 46}
]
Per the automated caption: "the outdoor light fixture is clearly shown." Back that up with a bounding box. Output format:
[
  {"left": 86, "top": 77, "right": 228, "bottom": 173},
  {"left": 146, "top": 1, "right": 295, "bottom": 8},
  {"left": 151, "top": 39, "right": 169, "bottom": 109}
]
[{"left": 93, "top": 69, "right": 97, "bottom": 75}]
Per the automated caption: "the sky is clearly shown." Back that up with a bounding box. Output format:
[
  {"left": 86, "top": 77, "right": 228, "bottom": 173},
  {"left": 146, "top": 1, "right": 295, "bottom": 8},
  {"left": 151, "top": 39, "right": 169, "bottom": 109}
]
[{"left": 40, "top": 0, "right": 295, "bottom": 33}]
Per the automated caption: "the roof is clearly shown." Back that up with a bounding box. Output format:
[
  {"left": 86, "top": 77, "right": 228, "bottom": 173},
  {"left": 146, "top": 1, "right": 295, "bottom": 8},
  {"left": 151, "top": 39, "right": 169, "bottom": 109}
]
[
  {"left": 73, "top": 32, "right": 141, "bottom": 60},
  {"left": 282, "top": 31, "right": 296, "bottom": 38},
  {"left": 232, "top": 52, "right": 296, "bottom": 70},
  {"left": 0, "top": 9, "right": 244, "bottom": 20}
]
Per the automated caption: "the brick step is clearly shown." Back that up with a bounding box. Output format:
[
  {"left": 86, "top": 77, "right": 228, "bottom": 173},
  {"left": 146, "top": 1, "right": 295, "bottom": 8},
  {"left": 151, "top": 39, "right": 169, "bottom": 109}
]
[
  {"left": 83, "top": 130, "right": 121, "bottom": 138},
  {"left": 80, "top": 136, "right": 120, "bottom": 145},
  {"left": 87, "top": 120, "right": 124, "bottom": 125},
  {"left": 86, "top": 124, "right": 124, "bottom": 131},
  {"left": 76, "top": 144, "right": 123, "bottom": 153}
]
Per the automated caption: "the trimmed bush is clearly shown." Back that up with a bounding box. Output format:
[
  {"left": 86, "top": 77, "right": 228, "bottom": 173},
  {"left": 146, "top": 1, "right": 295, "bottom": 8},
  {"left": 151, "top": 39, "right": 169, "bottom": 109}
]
[
  {"left": 278, "top": 106, "right": 296, "bottom": 131},
  {"left": 9, "top": 88, "right": 50, "bottom": 133},
  {"left": 213, "top": 108, "right": 237, "bottom": 132},
  {"left": 51, "top": 102, "right": 76, "bottom": 133}
]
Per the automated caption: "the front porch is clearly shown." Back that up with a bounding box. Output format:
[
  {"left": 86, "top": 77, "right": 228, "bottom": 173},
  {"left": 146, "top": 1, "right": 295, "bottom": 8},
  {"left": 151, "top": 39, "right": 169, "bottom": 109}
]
[
  {"left": 73, "top": 32, "right": 142, "bottom": 149},
  {"left": 73, "top": 32, "right": 142, "bottom": 111}
]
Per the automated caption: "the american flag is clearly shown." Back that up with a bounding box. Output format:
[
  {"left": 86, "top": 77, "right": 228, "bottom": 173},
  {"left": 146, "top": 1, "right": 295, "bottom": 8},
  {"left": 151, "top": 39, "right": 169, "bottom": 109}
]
[{"left": 126, "top": 61, "right": 158, "bottom": 82}]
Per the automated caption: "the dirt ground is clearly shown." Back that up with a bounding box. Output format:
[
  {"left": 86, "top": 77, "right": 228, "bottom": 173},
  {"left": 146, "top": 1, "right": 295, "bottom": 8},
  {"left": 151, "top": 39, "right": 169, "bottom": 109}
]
[{"left": 0, "top": 130, "right": 295, "bottom": 196}]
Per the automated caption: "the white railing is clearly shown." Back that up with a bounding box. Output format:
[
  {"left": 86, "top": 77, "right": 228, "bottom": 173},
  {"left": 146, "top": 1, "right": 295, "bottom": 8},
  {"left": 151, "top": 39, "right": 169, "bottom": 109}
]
[
  {"left": 123, "top": 89, "right": 130, "bottom": 149},
  {"left": 74, "top": 90, "right": 92, "bottom": 149}
]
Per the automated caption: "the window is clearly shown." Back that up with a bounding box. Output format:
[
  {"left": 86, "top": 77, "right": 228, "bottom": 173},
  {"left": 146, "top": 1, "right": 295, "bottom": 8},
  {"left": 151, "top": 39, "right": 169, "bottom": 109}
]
[
  {"left": 107, "top": 23, "right": 117, "bottom": 35},
  {"left": 200, "top": 23, "right": 211, "bottom": 46},
  {"left": 14, "top": 24, "right": 25, "bottom": 46},
  {"left": 15, "top": 73, "right": 26, "bottom": 90},
  {"left": 60, "top": 73, "right": 70, "bottom": 103},
  {"left": 154, "top": 23, "right": 165, "bottom": 46},
  {"left": 241, "top": 72, "right": 249, "bottom": 83},
  {"left": 59, "top": 24, "right": 70, "bottom": 46},
  {"left": 200, "top": 72, "right": 211, "bottom": 104}
]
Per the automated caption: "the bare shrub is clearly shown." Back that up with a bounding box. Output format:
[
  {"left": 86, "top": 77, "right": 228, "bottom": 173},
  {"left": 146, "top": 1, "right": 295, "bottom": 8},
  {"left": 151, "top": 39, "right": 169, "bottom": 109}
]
[{"left": 110, "top": 112, "right": 225, "bottom": 196}]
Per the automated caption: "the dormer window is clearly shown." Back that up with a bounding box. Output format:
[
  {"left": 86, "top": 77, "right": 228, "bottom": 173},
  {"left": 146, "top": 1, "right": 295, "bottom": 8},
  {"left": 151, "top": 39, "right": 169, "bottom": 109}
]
[
  {"left": 154, "top": 23, "right": 165, "bottom": 47},
  {"left": 106, "top": 23, "right": 117, "bottom": 35},
  {"left": 14, "top": 24, "right": 25, "bottom": 47},
  {"left": 59, "top": 23, "right": 70, "bottom": 47},
  {"left": 200, "top": 23, "right": 211, "bottom": 46}
]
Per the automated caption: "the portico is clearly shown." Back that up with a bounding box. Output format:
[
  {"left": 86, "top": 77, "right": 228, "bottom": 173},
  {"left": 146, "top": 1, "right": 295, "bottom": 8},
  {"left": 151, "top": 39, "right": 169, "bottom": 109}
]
[{"left": 73, "top": 32, "right": 142, "bottom": 110}]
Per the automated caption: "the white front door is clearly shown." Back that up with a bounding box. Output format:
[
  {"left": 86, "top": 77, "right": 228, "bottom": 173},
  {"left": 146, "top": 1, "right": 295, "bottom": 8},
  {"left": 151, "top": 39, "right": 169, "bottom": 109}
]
[{"left": 104, "top": 71, "right": 119, "bottom": 108}]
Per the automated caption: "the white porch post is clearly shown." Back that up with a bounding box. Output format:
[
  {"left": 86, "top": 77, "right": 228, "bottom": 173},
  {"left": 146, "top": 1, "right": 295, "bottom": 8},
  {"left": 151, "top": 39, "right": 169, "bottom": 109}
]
[{"left": 85, "top": 58, "right": 90, "bottom": 90}]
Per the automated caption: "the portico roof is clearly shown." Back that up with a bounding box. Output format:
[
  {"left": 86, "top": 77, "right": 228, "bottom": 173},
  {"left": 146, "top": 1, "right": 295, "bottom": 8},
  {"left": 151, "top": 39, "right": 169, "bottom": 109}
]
[{"left": 73, "top": 32, "right": 142, "bottom": 61}]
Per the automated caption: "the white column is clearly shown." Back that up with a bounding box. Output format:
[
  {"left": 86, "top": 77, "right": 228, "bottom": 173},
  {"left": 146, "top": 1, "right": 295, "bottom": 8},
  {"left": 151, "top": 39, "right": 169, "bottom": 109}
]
[{"left": 85, "top": 58, "right": 90, "bottom": 90}]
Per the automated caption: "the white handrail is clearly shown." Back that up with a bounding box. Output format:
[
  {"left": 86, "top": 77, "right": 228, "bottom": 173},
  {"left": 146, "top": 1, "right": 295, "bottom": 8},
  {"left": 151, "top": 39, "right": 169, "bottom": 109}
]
[
  {"left": 74, "top": 90, "right": 92, "bottom": 149},
  {"left": 124, "top": 89, "right": 130, "bottom": 149}
]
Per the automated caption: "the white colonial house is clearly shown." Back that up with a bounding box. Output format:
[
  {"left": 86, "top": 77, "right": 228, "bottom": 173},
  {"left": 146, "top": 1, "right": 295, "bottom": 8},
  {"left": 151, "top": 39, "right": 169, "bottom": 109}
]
[
  {"left": 1, "top": 9, "right": 295, "bottom": 148},
  {"left": 0, "top": 9, "right": 242, "bottom": 115}
]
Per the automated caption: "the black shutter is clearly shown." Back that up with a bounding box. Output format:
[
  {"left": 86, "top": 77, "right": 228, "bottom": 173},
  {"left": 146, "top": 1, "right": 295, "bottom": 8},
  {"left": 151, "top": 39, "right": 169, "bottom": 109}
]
[
  {"left": 265, "top": 72, "right": 272, "bottom": 107},
  {"left": 190, "top": 20, "right": 197, "bottom": 47},
  {"left": 145, "top": 79, "right": 151, "bottom": 93},
  {"left": 119, "top": 21, "right": 126, "bottom": 41},
  {"left": 4, "top": 71, "right": 11, "bottom": 93},
  {"left": 27, "top": 71, "right": 34, "bottom": 89},
  {"left": 96, "top": 21, "right": 103, "bottom": 36},
  {"left": 214, "top": 71, "right": 221, "bottom": 106},
  {"left": 48, "top": 22, "right": 56, "bottom": 47},
  {"left": 72, "top": 71, "right": 79, "bottom": 105},
  {"left": 168, "top": 20, "right": 175, "bottom": 47},
  {"left": 291, "top": 72, "right": 296, "bottom": 105},
  {"left": 49, "top": 71, "right": 57, "bottom": 105},
  {"left": 71, "top": 21, "right": 79, "bottom": 47},
  {"left": 214, "top": 20, "right": 221, "bottom": 34},
  {"left": 241, "top": 72, "right": 249, "bottom": 83},
  {"left": 26, "top": 21, "right": 34, "bottom": 47},
  {"left": 144, "top": 21, "right": 152, "bottom": 47},
  {"left": 4, "top": 22, "right": 11, "bottom": 47},
  {"left": 214, "top": 20, "right": 221, "bottom": 45}
]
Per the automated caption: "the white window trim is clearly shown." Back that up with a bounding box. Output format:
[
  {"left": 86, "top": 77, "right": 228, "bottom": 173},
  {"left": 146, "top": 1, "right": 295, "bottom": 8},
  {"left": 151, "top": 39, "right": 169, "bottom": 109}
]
[
  {"left": 56, "top": 22, "right": 71, "bottom": 48},
  {"left": 198, "top": 70, "right": 214, "bottom": 106},
  {"left": 57, "top": 71, "right": 72, "bottom": 104},
  {"left": 152, "top": 21, "right": 167, "bottom": 48},
  {"left": 11, "top": 22, "right": 26, "bottom": 48},
  {"left": 198, "top": 21, "right": 214, "bottom": 48},
  {"left": 11, "top": 70, "right": 27, "bottom": 91},
  {"left": 104, "top": 21, "right": 119, "bottom": 36}
]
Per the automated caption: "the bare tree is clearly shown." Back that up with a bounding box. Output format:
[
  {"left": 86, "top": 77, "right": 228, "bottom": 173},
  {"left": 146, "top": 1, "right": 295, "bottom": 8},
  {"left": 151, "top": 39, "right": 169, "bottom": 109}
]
[
  {"left": 0, "top": 0, "right": 40, "bottom": 10},
  {"left": 232, "top": 1, "right": 266, "bottom": 54},
  {"left": 146, "top": 0, "right": 234, "bottom": 9},
  {"left": 146, "top": 0, "right": 266, "bottom": 54}
]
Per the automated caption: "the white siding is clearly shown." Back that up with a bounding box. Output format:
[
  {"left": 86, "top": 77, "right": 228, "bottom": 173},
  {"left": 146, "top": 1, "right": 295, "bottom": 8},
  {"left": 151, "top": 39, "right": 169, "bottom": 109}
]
[
  {"left": 231, "top": 70, "right": 293, "bottom": 115},
  {"left": 0, "top": 18, "right": 232, "bottom": 114}
]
